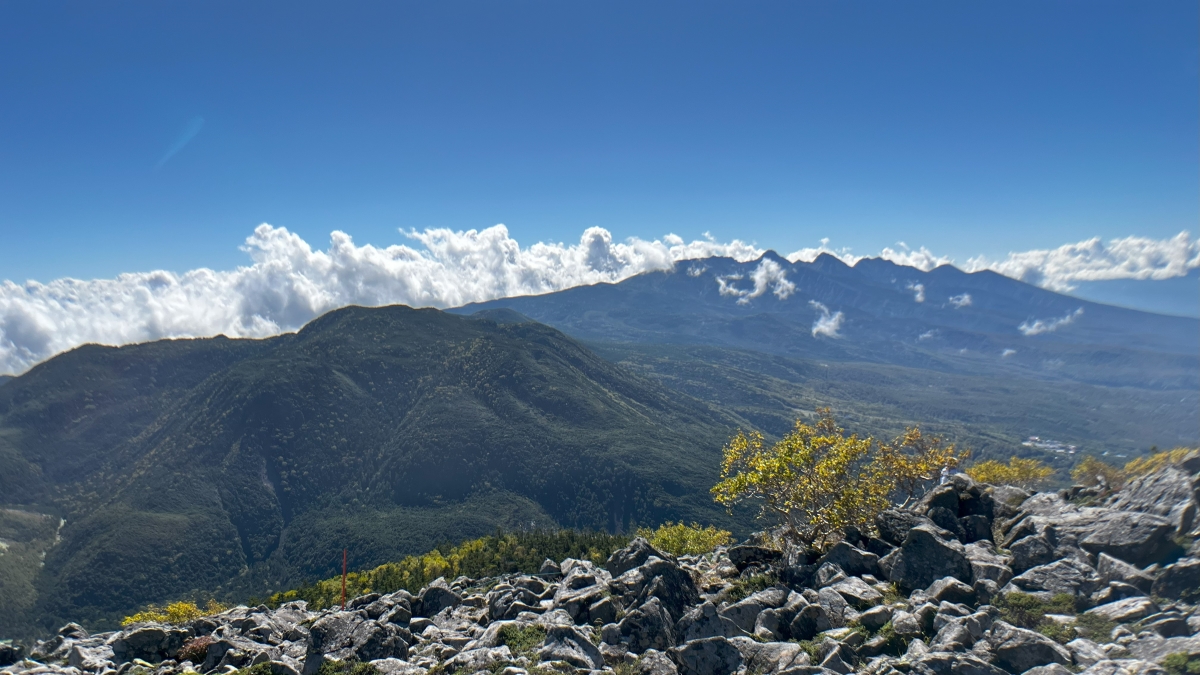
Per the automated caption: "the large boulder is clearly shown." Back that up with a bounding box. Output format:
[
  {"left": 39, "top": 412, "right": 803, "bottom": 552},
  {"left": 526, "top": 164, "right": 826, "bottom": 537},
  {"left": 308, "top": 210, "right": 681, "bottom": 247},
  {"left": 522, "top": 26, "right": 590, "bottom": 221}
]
[
  {"left": 617, "top": 597, "right": 677, "bottom": 652},
  {"left": 110, "top": 625, "right": 189, "bottom": 664},
  {"left": 302, "top": 612, "right": 408, "bottom": 675},
  {"left": 989, "top": 620, "right": 1071, "bottom": 673},
  {"left": 1085, "top": 597, "right": 1159, "bottom": 624},
  {"left": 610, "top": 557, "right": 700, "bottom": 621},
  {"left": 537, "top": 625, "right": 603, "bottom": 669},
  {"left": 676, "top": 602, "right": 742, "bottom": 641},
  {"left": 1003, "top": 558, "right": 1103, "bottom": 601},
  {"left": 876, "top": 509, "right": 933, "bottom": 547},
  {"left": 880, "top": 524, "right": 972, "bottom": 592},
  {"left": 1079, "top": 511, "right": 1179, "bottom": 567},
  {"left": 1108, "top": 463, "right": 1199, "bottom": 536},
  {"left": 1096, "top": 553, "right": 1155, "bottom": 594},
  {"left": 908, "top": 652, "right": 1008, "bottom": 675},
  {"left": 816, "top": 542, "right": 880, "bottom": 578},
  {"left": 668, "top": 637, "right": 743, "bottom": 675},
  {"left": 1150, "top": 558, "right": 1200, "bottom": 601},
  {"left": 607, "top": 537, "right": 667, "bottom": 577},
  {"left": 416, "top": 579, "right": 462, "bottom": 618}
]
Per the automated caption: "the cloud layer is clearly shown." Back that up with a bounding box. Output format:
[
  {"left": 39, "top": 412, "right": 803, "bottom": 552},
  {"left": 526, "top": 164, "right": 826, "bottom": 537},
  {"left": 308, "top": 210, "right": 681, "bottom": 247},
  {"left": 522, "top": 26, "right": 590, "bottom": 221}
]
[{"left": 0, "top": 226, "right": 1195, "bottom": 375}]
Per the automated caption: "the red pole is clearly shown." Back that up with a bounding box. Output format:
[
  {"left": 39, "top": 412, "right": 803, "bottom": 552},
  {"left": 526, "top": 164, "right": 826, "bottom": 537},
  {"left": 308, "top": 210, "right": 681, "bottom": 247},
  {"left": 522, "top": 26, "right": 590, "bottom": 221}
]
[{"left": 341, "top": 548, "right": 347, "bottom": 610}]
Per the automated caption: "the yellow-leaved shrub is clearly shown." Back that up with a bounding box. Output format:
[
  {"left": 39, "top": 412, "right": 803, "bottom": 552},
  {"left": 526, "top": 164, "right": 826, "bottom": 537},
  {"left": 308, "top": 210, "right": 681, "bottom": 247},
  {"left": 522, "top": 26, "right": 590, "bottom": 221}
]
[
  {"left": 711, "top": 408, "right": 965, "bottom": 549},
  {"left": 636, "top": 522, "right": 732, "bottom": 556},
  {"left": 121, "top": 599, "right": 227, "bottom": 627},
  {"left": 1070, "top": 455, "right": 1125, "bottom": 489},
  {"left": 1123, "top": 447, "right": 1198, "bottom": 477},
  {"left": 965, "top": 456, "right": 1055, "bottom": 489}
]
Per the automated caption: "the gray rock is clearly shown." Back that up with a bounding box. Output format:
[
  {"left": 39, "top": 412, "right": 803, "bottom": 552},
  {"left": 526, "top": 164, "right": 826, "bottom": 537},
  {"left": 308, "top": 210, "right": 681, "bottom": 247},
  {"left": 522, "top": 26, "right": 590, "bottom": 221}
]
[
  {"left": 909, "top": 652, "right": 1008, "bottom": 675},
  {"left": 669, "top": 637, "right": 743, "bottom": 675},
  {"left": 110, "top": 626, "right": 189, "bottom": 664},
  {"left": 636, "top": 649, "right": 681, "bottom": 675},
  {"left": 965, "top": 541, "right": 1014, "bottom": 586},
  {"left": 677, "top": 602, "right": 742, "bottom": 642},
  {"left": 814, "top": 563, "right": 847, "bottom": 588},
  {"left": 540, "top": 558, "right": 561, "bottom": 576},
  {"left": 537, "top": 625, "right": 603, "bottom": 669},
  {"left": 928, "top": 506, "right": 966, "bottom": 541},
  {"left": 875, "top": 509, "right": 932, "bottom": 547},
  {"left": 67, "top": 644, "right": 114, "bottom": 672},
  {"left": 816, "top": 542, "right": 880, "bottom": 578},
  {"left": 303, "top": 613, "right": 408, "bottom": 675},
  {"left": 1078, "top": 659, "right": 1169, "bottom": 675},
  {"left": 827, "top": 577, "right": 882, "bottom": 610},
  {"left": 0, "top": 643, "right": 25, "bottom": 667},
  {"left": 1080, "top": 511, "right": 1178, "bottom": 567},
  {"left": 727, "top": 546, "right": 782, "bottom": 571},
  {"left": 618, "top": 597, "right": 676, "bottom": 652},
  {"left": 927, "top": 577, "right": 975, "bottom": 606},
  {"left": 881, "top": 524, "right": 972, "bottom": 592},
  {"left": 1085, "top": 597, "right": 1159, "bottom": 624},
  {"left": 1108, "top": 464, "right": 1199, "bottom": 536},
  {"left": 728, "top": 638, "right": 810, "bottom": 674},
  {"left": 1023, "top": 665, "right": 1075, "bottom": 675},
  {"left": 611, "top": 557, "right": 701, "bottom": 621},
  {"left": 788, "top": 604, "right": 830, "bottom": 641},
  {"left": 607, "top": 538, "right": 666, "bottom": 577},
  {"left": 990, "top": 620, "right": 1071, "bottom": 673},
  {"left": 417, "top": 580, "right": 462, "bottom": 618},
  {"left": 857, "top": 605, "right": 894, "bottom": 633},
  {"left": 816, "top": 588, "right": 851, "bottom": 629},
  {"left": 442, "top": 646, "right": 512, "bottom": 673},
  {"left": 1067, "top": 638, "right": 1110, "bottom": 668},
  {"left": 1096, "top": 553, "right": 1156, "bottom": 594},
  {"left": 1012, "top": 532, "right": 1058, "bottom": 574},
  {"left": 1150, "top": 558, "right": 1200, "bottom": 601},
  {"left": 1004, "top": 558, "right": 1103, "bottom": 601},
  {"left": 370, "top": 658, "right": 427, "bottom": 675}
]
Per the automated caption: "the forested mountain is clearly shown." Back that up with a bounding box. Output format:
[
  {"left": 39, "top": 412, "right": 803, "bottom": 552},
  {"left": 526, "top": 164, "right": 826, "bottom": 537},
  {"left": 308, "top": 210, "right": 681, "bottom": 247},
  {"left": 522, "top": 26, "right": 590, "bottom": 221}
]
[
  {"left": 0, "top": 306, "right": 741, "bottom": 635},
  {"left": 457, "top": 254, "right": 1199, "bottom": 457}
]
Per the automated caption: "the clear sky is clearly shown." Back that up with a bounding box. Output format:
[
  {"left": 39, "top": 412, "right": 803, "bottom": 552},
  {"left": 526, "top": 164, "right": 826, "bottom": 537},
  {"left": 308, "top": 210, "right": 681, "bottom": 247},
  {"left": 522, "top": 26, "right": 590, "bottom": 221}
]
[{"left": 1, "top": 0, "right": 1196, "bottom": 285}]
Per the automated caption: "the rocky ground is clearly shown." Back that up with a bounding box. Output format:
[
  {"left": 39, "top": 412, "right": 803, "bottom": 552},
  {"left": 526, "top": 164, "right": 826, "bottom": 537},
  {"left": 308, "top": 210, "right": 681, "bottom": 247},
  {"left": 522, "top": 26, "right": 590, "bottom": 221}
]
[{"left": 3, "top": 456, "right": 1199, "bottom": 675}]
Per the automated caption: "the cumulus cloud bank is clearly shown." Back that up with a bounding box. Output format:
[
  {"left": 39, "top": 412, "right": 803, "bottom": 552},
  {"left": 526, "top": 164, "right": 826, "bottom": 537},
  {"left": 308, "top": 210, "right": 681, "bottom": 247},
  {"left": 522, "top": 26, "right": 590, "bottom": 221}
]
[
  {"left": 0, "top": 225, "right": 1195, "bottom": 375},
  {"left": 0, "top": 224, "right": 762, "bottom": 375},
  {"left": 1019, "top": 308, "right": 1084, "bottom": 336}
]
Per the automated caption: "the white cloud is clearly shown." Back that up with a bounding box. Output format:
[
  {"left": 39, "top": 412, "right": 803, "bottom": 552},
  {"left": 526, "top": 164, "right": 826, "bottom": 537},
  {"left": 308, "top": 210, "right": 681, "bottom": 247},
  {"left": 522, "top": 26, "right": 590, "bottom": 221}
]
[
  {"left": 0, "top": 224, "right": 763, "bottom": 375},
  {"left": 963, "top": 232, "right": 1200, "bottom": 292},
  {"left": 1018, "top": 308, "right": 1084, "bottom": 336},
  {"left": 918, "top": 330, "right": 936, "bottom": 341},
  {"left": 785, "top": 232, "right": 1200, "bottom": 292},
  {"left": 906, "top": 282, "right": 926, "bottom": 303},
  {"left": 1001, "top": 348, "right": 1017, "bottom": 358},
  {"left": 716, "top": 259, "right": 796, "bottom": 305},
  {"left": 2, "top": 225, "right": 1194, "bottom": 376},
  {"left": 810, "top": 300, "right": 844, "bottom": 338},
  {"left": 948, "top": 293, "right": 972, "bottom": 308}
]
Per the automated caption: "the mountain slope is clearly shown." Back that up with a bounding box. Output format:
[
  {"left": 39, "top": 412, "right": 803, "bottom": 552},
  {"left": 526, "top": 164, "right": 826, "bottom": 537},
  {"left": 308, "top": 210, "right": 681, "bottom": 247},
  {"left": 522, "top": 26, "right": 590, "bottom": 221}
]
[
  {"left": 456, "top": 254, "right": 1199, "bottom": 457},
  {"left": 0, "top": 306, "right": 740, "bottom": 635}
]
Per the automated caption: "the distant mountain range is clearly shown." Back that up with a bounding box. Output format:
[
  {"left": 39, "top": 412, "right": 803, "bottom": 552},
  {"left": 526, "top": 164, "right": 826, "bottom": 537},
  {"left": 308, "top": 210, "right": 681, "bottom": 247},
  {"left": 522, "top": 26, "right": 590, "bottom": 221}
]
[
  {"left": 457, "top": 253, "right": 1198, "bottom": 455},
  {"left": 0, "top": 307, "right": 740, "bottom": 636}
]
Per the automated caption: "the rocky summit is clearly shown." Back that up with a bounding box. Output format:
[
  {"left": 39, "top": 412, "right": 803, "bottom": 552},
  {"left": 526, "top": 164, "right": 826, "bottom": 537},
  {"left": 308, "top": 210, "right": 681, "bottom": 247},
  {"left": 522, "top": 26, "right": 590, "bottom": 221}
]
[{"left": 4, "top": 458, "right": 1199, "bottom": 675}]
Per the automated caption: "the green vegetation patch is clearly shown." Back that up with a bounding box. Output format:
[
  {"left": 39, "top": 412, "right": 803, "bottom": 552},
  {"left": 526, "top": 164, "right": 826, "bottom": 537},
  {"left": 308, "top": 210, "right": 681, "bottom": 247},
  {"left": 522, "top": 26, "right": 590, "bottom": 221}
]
[
  {"left": 725, "top": 573, "right": 777, "bottom": 603},
  {"left": 270, "top": 529, "right": 630, "bottom": 610},
  {"left": 497, "top": 623, "right": 547, "bottom": 656},
  {"left": 636, "top": 522, "right": 732, "bottom": 556},
  {"left": 1164, "top": 652, "right": 1200, "bottom": 675}
]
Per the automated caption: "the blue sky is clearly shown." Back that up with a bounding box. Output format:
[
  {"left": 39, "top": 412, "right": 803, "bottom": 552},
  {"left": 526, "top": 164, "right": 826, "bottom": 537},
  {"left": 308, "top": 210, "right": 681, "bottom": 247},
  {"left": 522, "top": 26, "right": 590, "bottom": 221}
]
[{"left": 0, "top": 1, "right": 1196, "bottom": 308}]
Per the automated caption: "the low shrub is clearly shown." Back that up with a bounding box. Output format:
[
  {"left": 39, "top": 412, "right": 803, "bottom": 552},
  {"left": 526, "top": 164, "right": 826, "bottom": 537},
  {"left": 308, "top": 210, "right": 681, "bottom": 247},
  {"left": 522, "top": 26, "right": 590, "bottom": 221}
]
[
  {"left": 965, "top": 457, "right": 1055, "bottom": 489},
  {"left": 497, "top": 623, "right": 546, "bottom": 655},
  {"left": 726, "top": 573, "right": 776, "bottom": 603},
  {"left": 121, "top": 599, "right": 228, "bottom": 627},
  {"left": 315, "top": 661, "right": 380, "bottom": 675},
  {"left": 1163, "top": 652, "right": 1200, "bottom": 675},
  {"left": 635, "top": 522, "right": 732, "bottom": 557},
  {"left": 176, "top": 636, "right": 214, "bottom": 664},
  {"left": 1073, "top": 613, "right": 1116, "bottom": 642},
  {"left": 994, "top": 592, "right": 1075, "bottom": 630}
]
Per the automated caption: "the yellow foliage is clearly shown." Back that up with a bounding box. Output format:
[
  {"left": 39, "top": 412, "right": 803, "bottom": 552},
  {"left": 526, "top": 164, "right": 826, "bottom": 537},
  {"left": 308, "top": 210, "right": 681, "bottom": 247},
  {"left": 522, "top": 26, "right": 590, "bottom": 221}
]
[
  {"left": 1123, "top": 447, "right": 1198, "bottom": 477},
  {"left": 1071, "top": 455, "right": 1125, "bottom": 489},
  {"left": 965, "top": 456, "right": 1055, "bottom": 489},
  {"left": 121, "top": 599, "right": 227, "bottom": 626},
  {"left": 711, "top": 409, "right": 965, "bottom": 549},
  {"left": 636, "top": 522, "right": 732, "bottom": 556}
]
